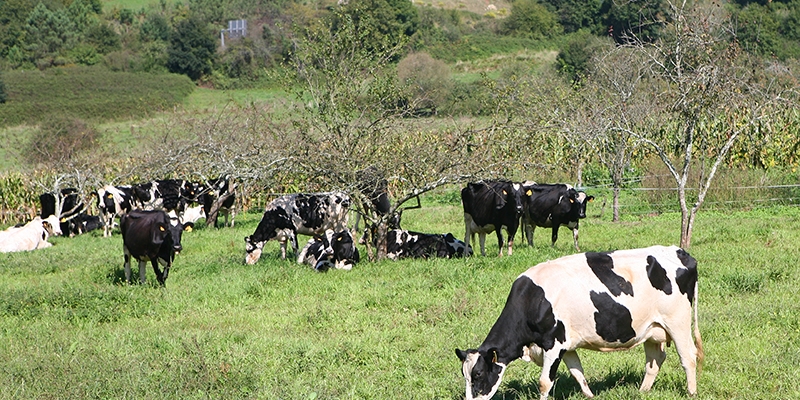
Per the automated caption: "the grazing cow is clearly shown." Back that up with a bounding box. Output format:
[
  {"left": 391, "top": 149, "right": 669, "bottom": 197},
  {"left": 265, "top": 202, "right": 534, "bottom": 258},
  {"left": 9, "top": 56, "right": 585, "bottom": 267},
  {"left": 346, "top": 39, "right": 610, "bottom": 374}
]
[
  {"left": 456, "top": 245, "right": 703, "bottom": 400},
  {"left": 131, "top": 179, "right": 196, "bottom": 215},
  {"left": 521, "top": 183, "right": 594, "bottom": 251},
  {"left": 120, "top": 210, "right": 190, "bottom": 286},
  {"left": 197, "top": 176, "right": 236, "bottom": 227},
  {"left": 297, "top": 229, "right": 360, "bottom": 271},
  {"left": 39, "top": 188, "right": 85, "bottom": 236},
  {"left": 75, "top": 214, "right": 104, "bottom": 235},
  {"left": 461, "top": 180, "right": 525, "bottom": 257},
  {"left": 381, "top": 229, "right": 472, "bottom": 260},
  {"left": 0, "top": 215, "right": 62, "bottom": 252},
  {"left": 245, "top": 192, "right": 350, "bottom": 264},
  {"left": 95, "top": 185, "right": 134, "bottom": 237}
]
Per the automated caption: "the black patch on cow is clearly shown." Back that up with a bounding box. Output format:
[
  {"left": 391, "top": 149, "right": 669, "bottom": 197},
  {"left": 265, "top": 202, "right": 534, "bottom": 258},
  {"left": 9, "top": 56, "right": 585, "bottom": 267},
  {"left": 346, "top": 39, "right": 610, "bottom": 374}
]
[
  {"left": 589, "top": 291, "right": 636, "bottom": 344},
  {"left": 585, "top": 252, "right": 634, "bottom": 297},
  {"left": 675, "top": 248, "right": 697, "bottom": 304},
  {"left": 549, "top": 349, "right": 567, "bottom": 382},
  {"left": 294, "top": 194, "right": 328, "bottom": 230},
  {"left": 249, "top": 207, "right": 293, "bottom": 244},
  {"left": 480, "top": 277, "right": 564, "bottom": 366},
  {"left": 646, "top": 255, "right": 672, "bottom": 294}
]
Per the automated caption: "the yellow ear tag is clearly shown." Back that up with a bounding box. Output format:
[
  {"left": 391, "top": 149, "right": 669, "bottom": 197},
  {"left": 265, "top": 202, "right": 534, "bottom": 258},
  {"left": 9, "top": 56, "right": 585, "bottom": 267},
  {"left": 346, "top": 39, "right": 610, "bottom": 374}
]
[
  {"left": 107, "top": 194, "right": 113, "bottom": 198},
  {"left": 60, "top": 218, "right": 66, "bottom": 222},
  {"left": 526, "top": 190, "right": 532, "bottom": 196},
  {"left": 569, "top": 198, "right": 574, "bottom": 203},
  {"left": 588, "top": 198, "right": 594, "bottom": 202},
  {"left": 492, "top": 351, "right": 498, "bottom": 364},
  {"left": 337, "top": 236, "right": 342, "bottom": 241},
  {"left": 159, "top": 226, "right": 165, "bottom": 231},
  {"left": 502, "top": 190, "right": 507, "bottom": 195},
  {"left": 185, "top": 226, "right": 192, "bottom": 232}
]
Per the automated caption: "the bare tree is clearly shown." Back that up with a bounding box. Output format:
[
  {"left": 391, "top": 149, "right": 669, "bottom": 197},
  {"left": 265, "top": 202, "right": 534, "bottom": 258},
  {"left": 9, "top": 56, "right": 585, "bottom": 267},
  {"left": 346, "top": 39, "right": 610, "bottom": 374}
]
[{"left": 621, "top": 0, "right": 798, "bottom": 248}]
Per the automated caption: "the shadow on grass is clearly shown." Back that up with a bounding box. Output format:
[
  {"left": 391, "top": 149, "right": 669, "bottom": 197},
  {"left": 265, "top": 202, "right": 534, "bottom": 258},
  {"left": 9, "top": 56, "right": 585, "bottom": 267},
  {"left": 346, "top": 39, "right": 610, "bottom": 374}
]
[{"left": 461, "top": 368, "right": 646, "bottom": 400}]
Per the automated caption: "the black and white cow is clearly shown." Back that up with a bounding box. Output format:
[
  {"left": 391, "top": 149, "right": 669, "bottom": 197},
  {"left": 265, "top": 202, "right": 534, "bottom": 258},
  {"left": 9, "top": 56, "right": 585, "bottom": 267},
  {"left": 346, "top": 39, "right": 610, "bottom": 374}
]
[
  {"left": 244, "top": 192, "right": 350, "bottom": 264},
  {"left": 39, "top": 188, "right": 85, "bottom": 236},
  {"left": 75, "top": 213, "right": 104, "bottom": 235},
  {"left": 131, "top": 179, "right": 196, "bottom": 215},
  {"left": 461, "top": 180, "right": 525, "bottom": 257},
  {"left": 381, "top": 229, "right": 472, "bottom": 260},
  {"left": 197, "top": 176, "right": 235, "bottom": 227},
  {"left": 521, "top": 183, "right": 594, "bottom": 251},
  {"left": 456, "top": 245, "right": 703, "bottom": 400},
  {"left": 297, "top": 229, "right": 360, "bottom": 271},
  {"left": 95, "top": 185, "right": 134, "bottom": 237},
  {"left": 120, "top": 209, "right": 190, "bottom": 286}
]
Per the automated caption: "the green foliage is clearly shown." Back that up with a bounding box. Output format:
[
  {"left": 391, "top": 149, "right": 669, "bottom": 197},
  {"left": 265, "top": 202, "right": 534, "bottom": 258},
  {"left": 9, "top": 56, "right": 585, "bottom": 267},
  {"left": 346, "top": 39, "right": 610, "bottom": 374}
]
[
  {"left": 396, "top": 51, "right": 454, "bottom": 115},
  {"left": 0, "top": 74, "right": 6, "bottom": 104},
  {"left": 335, "top": 0, "right": 420, "bottom": 56},
  {"left": 0, "top": 66, "right": 194, "bottom": 127},
  {"left": 503, "top": 0, "right": 563, "bottom": 39},
  {"left": 23, "top": 3, "right": 77, "bottom": 64},
  {"left": 556, "top": 29, "right": 605, "bottom": 84},
  {"left": 601, "top": 0, "right": 666, "bottom": 43},
  {"left": 733, "top": 0, "right": 800, "bottom": 60},
  {"left": 167, "top": 14, "right": 216, "bottom": 80},
  {"left": 541, "top": 0, "right": 603, "bottom": 33}
]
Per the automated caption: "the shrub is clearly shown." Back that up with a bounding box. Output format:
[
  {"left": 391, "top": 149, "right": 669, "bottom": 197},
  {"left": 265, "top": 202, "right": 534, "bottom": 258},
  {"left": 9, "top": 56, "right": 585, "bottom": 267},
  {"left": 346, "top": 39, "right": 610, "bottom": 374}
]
[
  {"left": 503, "top": 0, "right": 563, "bottom": 39},
  {"left": 0, "top": 74, "right": 6, "bottom": 104},
  {"left": 24, "top": 117, "right": 99, "bottom": 167},
  {"left": 397, "top": 52, "right": 454, "bottom": 115}
]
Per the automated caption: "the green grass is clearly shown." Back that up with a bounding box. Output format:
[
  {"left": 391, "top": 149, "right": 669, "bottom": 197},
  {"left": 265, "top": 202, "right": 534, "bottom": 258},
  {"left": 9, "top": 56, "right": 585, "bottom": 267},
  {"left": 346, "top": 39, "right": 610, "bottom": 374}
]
[{"left": 1, "top": 202, "right": 799, "bottom": 399}]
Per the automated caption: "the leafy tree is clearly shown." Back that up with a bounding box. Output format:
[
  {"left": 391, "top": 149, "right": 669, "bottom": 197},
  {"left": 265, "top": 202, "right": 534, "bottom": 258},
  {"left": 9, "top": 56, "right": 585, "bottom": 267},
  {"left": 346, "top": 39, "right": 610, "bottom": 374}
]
[
  {"left": 735, "top": 3, "right": 781, "bottom": 57},
  {"left": 601, "top": 0, "right": 666, "bottom": 43},
  {"left": 336, "top": 0, "right": 419, "bottom": 55},
  {"left": 22, "top": 3, "right": 77, "bottom": 63},
  {"left": 0, "top": 74, "right": 7, "bottom": 104},
  {"left": 541, "top": 0, "right": 603, "bottom": 33},
  {"left": 503, "top": 0, "right": 562, "bottom": 39},
  {"left": 396, "top": 51, "right": 453, "bottom": 116},
  {"left": 0, "top": 0, "right": 36, "bottom": 58},
  {"left": 556, "top": 30, "right": 607, "bottom": 84},
  {"left": 140, "top": 13, "right": 171, "bottom": 42},
  {"left": 84, "top": 22, "right": 121, "bottom": 54},
  {"left": 167, "top": 15, "right": 216, "bottom": 80}
]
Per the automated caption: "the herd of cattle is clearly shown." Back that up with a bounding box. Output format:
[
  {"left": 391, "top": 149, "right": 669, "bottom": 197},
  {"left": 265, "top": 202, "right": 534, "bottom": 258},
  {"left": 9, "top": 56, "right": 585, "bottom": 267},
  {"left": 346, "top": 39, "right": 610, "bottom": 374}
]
[{"left": 1, "top": 177, "right": 706, "bottom": 399}]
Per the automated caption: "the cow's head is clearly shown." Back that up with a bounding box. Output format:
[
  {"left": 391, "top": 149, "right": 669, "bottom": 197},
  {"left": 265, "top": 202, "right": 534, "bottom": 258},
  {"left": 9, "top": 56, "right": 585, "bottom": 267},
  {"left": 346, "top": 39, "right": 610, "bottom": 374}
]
[
  {"left": 244, "top": 236, "right": 265, "bottom": 265},
  {"left": 332, "top": 230, "right": 359, "bottom": 269},
  {"left": 43, "top": 214, "right": 62, "bottom": 236},
  {"left": 575, "top": 191, "right": 594, "bottom": 219},
  {"left": 456, "top": 348, "right": 507, "bottom": 400},
  {"left": 444, "top": 233, "right": 472, "bottom": 257},
  {"left": 509, "top": 183, "right": 524, "bottom": 215}
]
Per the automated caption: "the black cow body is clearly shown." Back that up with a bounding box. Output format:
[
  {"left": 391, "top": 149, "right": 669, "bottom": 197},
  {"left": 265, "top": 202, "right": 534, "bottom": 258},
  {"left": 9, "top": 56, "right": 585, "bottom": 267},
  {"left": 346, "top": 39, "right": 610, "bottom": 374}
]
[
  {"left": 121, "top": 210, "right": 189, "bottom": 286},
  {"left": 132, "top": 179, "right": 196, "bottom": 215},
  {"left": 456, "top": 245, "right": 703, "bottom": 400},
  {"left": 95, "top": 185, "right": 134, "bottom": 237},
  {"left": 383, "top": 229, "right": 472, "bottom": 260},
  {"left": 461, "top": 180, "right": 525, "bottom": 256},
  {"left": 297, "top": 229, "right": 360, "bottom": 271},
  {"left": 521, "top": 183, "right": 594, "bottom": 251},
  {"left": 245, "top": 192, "right": 350, "bottom": 264},
  {"left": 39, "top": 188, "right": 85, "bottom": 236}
]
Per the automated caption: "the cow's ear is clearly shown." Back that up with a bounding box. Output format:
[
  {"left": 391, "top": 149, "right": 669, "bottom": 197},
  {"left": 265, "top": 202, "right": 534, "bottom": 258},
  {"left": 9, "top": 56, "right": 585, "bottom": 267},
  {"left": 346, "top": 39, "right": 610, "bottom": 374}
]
[
  {"left": 151, "top": 223, "right": 167, "bottom": 244},
  {"left": 587, "top": 196, "right": 595, "bottom": 202},
  {"left": 495, "top": 192, "right": 508, "bottom": 209},
  {"left": 183, "top": 222, "right": 194, "bottom": 232},
  {"left": 455, "top": 348, "right": 468, "bottom": 362}
]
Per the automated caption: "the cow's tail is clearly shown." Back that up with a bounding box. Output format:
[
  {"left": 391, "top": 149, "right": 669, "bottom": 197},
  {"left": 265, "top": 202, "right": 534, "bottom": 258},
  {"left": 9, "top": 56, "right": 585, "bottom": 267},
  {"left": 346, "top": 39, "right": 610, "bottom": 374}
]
[{"left": 693, "top": 282, "right": 704, "bottom": 371}]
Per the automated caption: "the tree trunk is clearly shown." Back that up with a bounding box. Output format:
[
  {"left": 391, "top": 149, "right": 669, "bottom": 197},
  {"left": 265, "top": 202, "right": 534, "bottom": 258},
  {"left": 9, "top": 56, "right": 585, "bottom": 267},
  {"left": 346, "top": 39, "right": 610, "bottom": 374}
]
[
  {"left": 612, "top": 186, "right": 620, "bottom": 222},
  {"left": 205, "top": 191, "right": 233, "bottom": 227}
]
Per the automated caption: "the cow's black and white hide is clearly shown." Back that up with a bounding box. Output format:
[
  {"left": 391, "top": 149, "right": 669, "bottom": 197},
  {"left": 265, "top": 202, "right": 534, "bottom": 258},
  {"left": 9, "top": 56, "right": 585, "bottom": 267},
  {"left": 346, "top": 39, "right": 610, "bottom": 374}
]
[
  {"left": 121, "top": 209, "right": 190, "bottom": 286},
  {"left": 521, "top": 183, "right": 594, "bottom": 251},
  {"left": 456, "top": 245, "right": 703, "bottom": 400},
  {"left": 381, "top": 229, "right": 473, "bottom": 260},
  {"left": 461, "top": 180, "right": 525, "bottom": 256},
  {"left": 39, "top": 188, "right": 85, "bottom": 236},
  {"left": 245, "top": 192, "right": 350, "bottom": 264},
  {"left": 297, "top": 229, "right": 360, "bottom": 271},
  {"left": 95, "top": 185, "right": 134, "bottom": 237}
]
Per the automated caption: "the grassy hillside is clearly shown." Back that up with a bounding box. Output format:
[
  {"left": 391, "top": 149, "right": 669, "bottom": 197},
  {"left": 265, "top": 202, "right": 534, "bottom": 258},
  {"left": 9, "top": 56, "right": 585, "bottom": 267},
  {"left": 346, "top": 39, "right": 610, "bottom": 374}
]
[
  {"left": 0, "top": 202, "right": 798, "bottom": 399},
  {"left": 0, "top": 66, "right": 195, "bottom": 128}
]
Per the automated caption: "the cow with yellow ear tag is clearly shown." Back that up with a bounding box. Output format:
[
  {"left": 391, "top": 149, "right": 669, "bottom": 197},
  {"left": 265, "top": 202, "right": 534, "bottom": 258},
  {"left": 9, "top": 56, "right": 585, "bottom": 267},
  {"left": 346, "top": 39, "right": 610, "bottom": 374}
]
[{"left": 121, "top": 209, "right": 190, "bottom": 286}]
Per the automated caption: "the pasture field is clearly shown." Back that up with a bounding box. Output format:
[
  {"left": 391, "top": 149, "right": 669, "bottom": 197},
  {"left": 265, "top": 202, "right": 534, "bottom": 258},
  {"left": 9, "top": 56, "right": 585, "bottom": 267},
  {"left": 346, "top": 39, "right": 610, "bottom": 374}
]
[{"left": 1, "top": 200, "right": 799, "bottom": 399}]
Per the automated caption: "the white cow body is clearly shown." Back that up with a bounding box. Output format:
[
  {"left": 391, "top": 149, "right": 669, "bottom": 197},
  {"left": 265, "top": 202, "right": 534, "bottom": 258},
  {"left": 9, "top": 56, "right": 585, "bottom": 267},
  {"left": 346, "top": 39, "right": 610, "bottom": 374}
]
[{"left": 0, "top": 215, "right": 62, "bottom": 252}]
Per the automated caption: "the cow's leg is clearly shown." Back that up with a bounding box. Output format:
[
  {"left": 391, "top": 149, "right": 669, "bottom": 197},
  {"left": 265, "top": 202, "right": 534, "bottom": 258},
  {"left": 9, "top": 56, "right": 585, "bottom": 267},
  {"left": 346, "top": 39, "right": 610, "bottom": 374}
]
[
  {"left": 496, "top": 229, "right": 505, "bottom": 257},
  {"left": 123, "top": 253, "right": 132, "bottom": 284},
  {"left": 550, "top": 225, "right": 559, "bottom": 247},
  {"left": 562, "top": 351, "right": 594, "bottom": 398},
  {"left": 463, "top": 224, "right": 472, "bottom": 257},
  {"left": 673, "top": 333, "right": 699, "bottom": 396},
  {"left": 640, "top": 340, "right": 667, "bottom": 392},
  {"left": 525, "top": 223, "right": 535, "bottom": 247},
  {"left": 138, "top": 260, "right": 148, "bottom": 284},
  {"left": 538, "top": 349, "right": 565, "bottom": 400},
  {"left": 572, "top": 227, "right": 580, "bottom": 251},
  {"left": 151, "top": 259, "right": 166, "bottom": 285},
  {"left": 478, "top": 233, "right": 487, "bottom": 257}
]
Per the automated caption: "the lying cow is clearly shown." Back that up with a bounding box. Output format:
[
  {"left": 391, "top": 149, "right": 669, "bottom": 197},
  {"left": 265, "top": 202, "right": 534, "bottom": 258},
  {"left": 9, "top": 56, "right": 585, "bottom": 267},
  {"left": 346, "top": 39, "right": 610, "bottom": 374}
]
[
  {"left": 382, "top": 229, "right": 472, "bottom": 260},
  {"left": 297, "top": 229, "right": 360, "bottom": 271},
  {"left": 0, "top": 215, "right": 62, "bottom": 252},
  {"left": 120, "top": 210, "right": 190, "bottom": 286},
  {"left": 456, "top": 245, "right": 703, "bottom": 400},
  {"left": 522, "top": 183, "right": 594, "bottom": 251},
  {"left": 245, "top": 191, "right": 350, "bottom": 264},
  {"left": 461, "top": 180, "right": 525, "bottom": 257}
]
